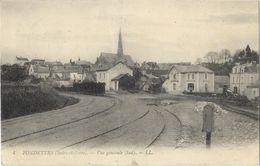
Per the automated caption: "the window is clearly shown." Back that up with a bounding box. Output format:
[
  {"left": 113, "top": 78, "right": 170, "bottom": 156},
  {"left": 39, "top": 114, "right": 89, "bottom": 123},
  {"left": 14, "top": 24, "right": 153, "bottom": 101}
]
[
  {"left": 236, "top": 77, "right": 239, "bottom": 83},
  {"left": 173, "top": 83, "right": 176, "bottom": 90},
  {"left": 253, "top": 90, "right": 256, "bottom": 95},
  {"left": 233, "top": 77, "right": 235, "bottom": 83},
  {"left": 188, "top": 74, "right": 190, "bottom": 80},
  {"left": 173, "top": 74, "right": 176, "bottom": 79},
  {"left": 192, "top": 74, "right": 194, "bottom": 80},
  {"left": 205, "top": 73, "right": 208, "bottom": 79},
  {"left": 251, "top": 77, "right": 253, "bottom": 84},
  {"left": 103, "top": 73, "right": 105, "bottom": 79},
  {"left": 99, "top": 73, "right": 101, "bottom": 79}
]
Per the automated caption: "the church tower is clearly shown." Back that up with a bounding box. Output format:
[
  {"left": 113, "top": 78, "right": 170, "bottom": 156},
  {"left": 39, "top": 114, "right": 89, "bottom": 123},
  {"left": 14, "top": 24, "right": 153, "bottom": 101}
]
[{"left": 117, "top": 30, "right": 124, "bottom": 57}]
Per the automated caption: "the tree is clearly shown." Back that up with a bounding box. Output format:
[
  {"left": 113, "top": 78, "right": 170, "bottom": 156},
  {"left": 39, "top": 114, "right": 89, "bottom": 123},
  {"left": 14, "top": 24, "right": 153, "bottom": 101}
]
[
  {"left": 204, "top": 51, "right": 219, "bottom": 63},
  {"left": 219, "top": 49, "right": 232, "bottom": 63},
  {"left": 1, "top": 64, "right": 27, "bottom": 82},
  {"left": 233, "top": 45, "right": 259, "bottom": 64},
  {"left": 133, "top": 67, "right": 142, "bottom": 81},
  {"left": 195, "top": 58, "right": 203, "bottom": 65}
]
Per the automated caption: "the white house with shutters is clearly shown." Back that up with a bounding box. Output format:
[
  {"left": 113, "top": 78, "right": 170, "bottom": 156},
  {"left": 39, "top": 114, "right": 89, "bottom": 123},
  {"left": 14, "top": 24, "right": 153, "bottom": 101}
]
[
  {"left": 95, "top": 62, "right": 133, "bottom": 91},
  {"left": 230, "top": 62, "right": 259, "bottom": 99},
  {"left": 162, "top": 65, "right": 215, "bottom": 94}
]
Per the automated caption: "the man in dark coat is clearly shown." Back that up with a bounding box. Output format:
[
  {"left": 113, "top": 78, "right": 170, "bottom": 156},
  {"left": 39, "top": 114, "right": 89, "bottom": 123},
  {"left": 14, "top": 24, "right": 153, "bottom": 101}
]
[{"left": 202, "top": 104, "right": 215, "bottom": 148}]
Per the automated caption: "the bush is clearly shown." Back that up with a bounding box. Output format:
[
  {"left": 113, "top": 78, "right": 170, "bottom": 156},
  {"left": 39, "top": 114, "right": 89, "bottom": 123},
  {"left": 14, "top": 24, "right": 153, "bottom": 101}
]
[
  {"left": 73, "top": 82, "right": 105, "bottom": 95},
  {"left": 1, "top": 85, "right": 79, "bottom": 120},
  {"left": 1, "top": 64, "right": 27, "bottom": 82}
]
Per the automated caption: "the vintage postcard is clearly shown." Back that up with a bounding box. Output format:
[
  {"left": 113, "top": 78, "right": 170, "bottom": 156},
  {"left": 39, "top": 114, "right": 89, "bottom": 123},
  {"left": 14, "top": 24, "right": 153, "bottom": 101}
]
[{"left": 1, "top": 0, "right": 259, "bottom": 165}]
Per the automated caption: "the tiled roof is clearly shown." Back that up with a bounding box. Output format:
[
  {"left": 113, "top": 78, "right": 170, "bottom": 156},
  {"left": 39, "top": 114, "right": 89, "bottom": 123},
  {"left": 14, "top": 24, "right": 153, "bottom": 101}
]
[
  {"left": 33, "top": 65, "right": 50, "bottom": 73},
  {"left": 31, "top": 59, "right": 45, "bottom": 62},
  {"left": 97, "top": 52, "right": 135, "bottom": 67},
  {"left": 16, "top": 56, "right": 29, "bottom": 61},
  {"left": 172, "top": 65, "right": 213, "bottom": 73},
  {"left": 64, "top": 65, "right": 83, "bottom": 73},
  {"left": 76, "top": 60, "right": 92, "bottom": 66},
  {"left": 46, "top": 61, "right": 63, "bottom": 66},
  {"left": 52, "top": 66, "right": 66, "bottom": 73},
  {"left": 95, "top": 61, "right": 131, "bottom": 72},
  {"left": 52, "top": 65, "right": 83, "bottom": 74},
  {"left": 244, "top": 64, "right": 259, "bottom": 73}
]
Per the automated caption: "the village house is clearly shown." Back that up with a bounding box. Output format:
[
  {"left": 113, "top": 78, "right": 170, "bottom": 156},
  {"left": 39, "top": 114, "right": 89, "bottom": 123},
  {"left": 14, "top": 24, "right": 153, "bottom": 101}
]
[
  {"left": 51, "top": 65, "right": 86, "bottom": 82},
  {"left": 31, "top": 59, "right": 45, "bottom": 65},
  {"left": 230, "top": 62, "right": 259, "bottom": 99},
  {"left": 50, "top": 65, "right": 66, "bottom": 79},
  {"left": 45, "top": 61, "right": 63, "bottom": 67},
  {"left": 50, "top": 64, "right": 90, "bottom": 87},
  {"left": 15, "top": 56, "right": 29, "bottom": 66},
  {"left": 95, "top": 62, "right": 133, "bottom": 91},
  {"left": 28, "top": 64, "right": 50, "bottom": 79},
  {"left": 162, "top": 65, "right": 215, "bottom": 94},
  {"left": 75, "top": 58, "right": 93, "bottom": 71}
]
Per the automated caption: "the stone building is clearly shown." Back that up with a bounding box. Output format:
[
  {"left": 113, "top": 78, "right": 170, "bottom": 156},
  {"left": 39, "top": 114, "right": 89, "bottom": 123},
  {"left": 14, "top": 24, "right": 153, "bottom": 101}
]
[
  {"left": 162, "top": 65, "right": 215, "bottom": 94},
  {"left": 230, "top": 62, "right": 259, "bottom": 99}
]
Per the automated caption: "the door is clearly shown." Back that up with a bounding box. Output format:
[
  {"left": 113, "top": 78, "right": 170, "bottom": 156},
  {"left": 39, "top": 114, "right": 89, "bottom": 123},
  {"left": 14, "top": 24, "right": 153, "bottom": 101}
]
[
  {"left": 234, "top": 86, "right": 238, "bottom": 93},
  {"left": 187, "top": 83, "right": 194, "bottom": 92},
  {"left": 205, "top": 83, "right": 208, "bottom": 92},
  {"left": 173, "top": 83, "right": 176, "bottom": 90}
]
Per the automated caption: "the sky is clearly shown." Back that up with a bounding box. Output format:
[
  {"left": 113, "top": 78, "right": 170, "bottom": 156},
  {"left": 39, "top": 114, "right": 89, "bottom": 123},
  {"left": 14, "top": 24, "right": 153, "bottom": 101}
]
[{"left": 1, "top": 0, "right": 259, "bottom": 64}]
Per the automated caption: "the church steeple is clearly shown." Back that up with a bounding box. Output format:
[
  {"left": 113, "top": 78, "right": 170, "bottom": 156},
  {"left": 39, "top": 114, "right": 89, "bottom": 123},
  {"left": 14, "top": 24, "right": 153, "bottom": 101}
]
[{"left": 117, "top": 29, "right": 123, "bottom": 57}]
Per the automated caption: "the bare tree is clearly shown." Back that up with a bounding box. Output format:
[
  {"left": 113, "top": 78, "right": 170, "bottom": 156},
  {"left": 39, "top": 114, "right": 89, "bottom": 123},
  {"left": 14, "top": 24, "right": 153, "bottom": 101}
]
[
  {"left": 195, "top": 58, "right": 203, "bottom": 65},
  {"left": 219, "top": 49, "right": 232, "bottom": 63},
  {"left": 204, "top": 51, "right": 218, "bottom": 63}
]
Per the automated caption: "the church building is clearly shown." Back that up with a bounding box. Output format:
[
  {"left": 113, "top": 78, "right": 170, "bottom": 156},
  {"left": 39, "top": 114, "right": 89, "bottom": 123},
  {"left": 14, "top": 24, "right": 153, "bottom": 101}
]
[
  {"left": 95, "top": 31, "right": 135, "bottom": 68},
  {"left": 95, "top": 31, "right": 135, "bottom": 91}
]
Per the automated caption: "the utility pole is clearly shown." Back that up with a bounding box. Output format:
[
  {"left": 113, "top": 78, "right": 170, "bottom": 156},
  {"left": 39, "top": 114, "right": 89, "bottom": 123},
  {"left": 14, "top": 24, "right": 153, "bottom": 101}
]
[{"left": 257, "top": 0, "right": 260, "bottom": 122}]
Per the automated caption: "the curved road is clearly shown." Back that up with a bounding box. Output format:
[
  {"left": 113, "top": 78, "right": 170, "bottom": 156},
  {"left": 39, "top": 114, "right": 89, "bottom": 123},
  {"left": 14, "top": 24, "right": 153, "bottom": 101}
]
[{"left": 2, "top": 93, "right": 182, "bottom": 153}]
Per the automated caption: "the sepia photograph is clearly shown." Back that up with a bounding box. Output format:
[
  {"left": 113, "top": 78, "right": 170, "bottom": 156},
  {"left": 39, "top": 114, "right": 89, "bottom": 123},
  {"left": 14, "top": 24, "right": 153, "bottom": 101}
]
[{"left": 1, "top": 0, "right": 259, "bottom": 165}]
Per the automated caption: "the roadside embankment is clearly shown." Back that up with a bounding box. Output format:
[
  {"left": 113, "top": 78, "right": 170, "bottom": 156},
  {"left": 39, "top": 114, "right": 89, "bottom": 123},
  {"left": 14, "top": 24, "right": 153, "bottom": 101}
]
[{"left": 1, "top": 83, "right": 79, "bottom": 120}]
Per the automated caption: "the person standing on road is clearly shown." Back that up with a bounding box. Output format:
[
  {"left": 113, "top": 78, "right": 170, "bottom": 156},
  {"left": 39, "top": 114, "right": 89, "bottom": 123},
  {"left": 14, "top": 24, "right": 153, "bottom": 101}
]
[{"left": 202, "top": 104, "right": 215, "bottom": 148}]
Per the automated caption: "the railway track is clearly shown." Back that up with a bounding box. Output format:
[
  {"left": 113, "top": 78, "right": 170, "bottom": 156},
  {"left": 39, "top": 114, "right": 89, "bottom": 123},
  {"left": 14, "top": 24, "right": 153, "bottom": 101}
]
[
  {"left": 2, "top": 97, "right": 122, "bottom": 143},
  {"left": 145, "top": 109, "right": 166, "bottom": 148},
  {"left": 60, "top": 109, "right": 151, "bottom": 150},
  {"left": 219, "top": 103, "right": 259, "bottom": 120},
  {"left": 145, "top": 104, "right": 183, "bottom": 148}
]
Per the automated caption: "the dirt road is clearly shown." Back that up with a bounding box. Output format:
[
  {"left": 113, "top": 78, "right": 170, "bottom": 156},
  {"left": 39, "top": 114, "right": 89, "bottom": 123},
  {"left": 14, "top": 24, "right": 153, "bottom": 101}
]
[
  {"left": 2, "top": 93, "right": 259, "bottom": 166},
  {"left": 2, "top": 93, "right": 181, "bottom": 152}
]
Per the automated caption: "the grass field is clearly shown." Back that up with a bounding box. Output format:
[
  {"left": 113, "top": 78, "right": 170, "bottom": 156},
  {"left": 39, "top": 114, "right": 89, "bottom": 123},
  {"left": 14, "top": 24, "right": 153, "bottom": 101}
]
[{"left": 1, "top": 83, "right": 79, "bottom": 120}]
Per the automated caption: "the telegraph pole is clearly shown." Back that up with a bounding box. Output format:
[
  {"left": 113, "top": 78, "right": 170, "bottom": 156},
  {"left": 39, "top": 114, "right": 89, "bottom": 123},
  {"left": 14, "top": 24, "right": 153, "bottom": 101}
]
[{"left": 258, "top": 0, "right": 260, "bottom": 123}]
